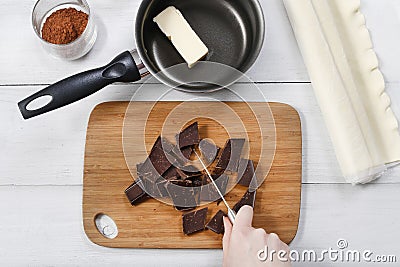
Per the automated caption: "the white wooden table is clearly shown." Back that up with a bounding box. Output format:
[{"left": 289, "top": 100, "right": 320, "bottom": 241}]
[{"left": 1, "top": 0, "right": 400, "bottom": 266}]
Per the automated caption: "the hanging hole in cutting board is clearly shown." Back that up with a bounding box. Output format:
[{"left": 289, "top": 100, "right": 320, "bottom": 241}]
[
  {"left": 94, "top": 213, "right": 118, "bottom": 239},
  {"left": 26, "top": 95, "right": 53, "bottom": 111}
]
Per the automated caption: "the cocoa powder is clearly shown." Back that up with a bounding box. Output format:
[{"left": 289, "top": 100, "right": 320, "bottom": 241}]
[{"left": 41, "top": 8, "right": 88, "bottom": 45}]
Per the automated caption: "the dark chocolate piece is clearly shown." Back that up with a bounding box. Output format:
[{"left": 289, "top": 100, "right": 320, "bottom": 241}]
[
  {"left": 163, "top": 166, "right": 179, "bottom": 180},
  {"left": 171, "top": 145, "right": 191, "bottom": 164},
  {"left": 181, "top": 164, "right": 201, "bottom": 174},
  {"left": 200, "top": 174, "right": 229, "bottom": 202},
  {"left": 176, "top": 168, "right": 190, "bottom": 180},
  {"left": 156, "top": 179, "right": 170, "bottom": 197},
  {"left": 149, "top": 147, "right": 173, "bottom": 175},
  {"left": 206, "top": 210, "right": 226, "bottom": 234},
  {"left": 176, "top": 168, "right": 202, "bottom": 181},
  {"left": 136, "top": 162, "right": 144, "bottom": 172},
  {"left": 167, "top": 183, "right": 198, "bottom": 211},
  {"left": 124, "top": 180, "right": 148, "bottom": 205},
  {"left": 137, "top": 148, "right": 172, "bottom": 182},
  {"left": 140, "top": 175, "right": 162, "bottom": 197},
  {"left": 216, "top": 139, "right": 245, "bottom": 172},
  {"left": 185, "top": 172, "right": 203, "bottom": 181},
  {"left": 152, "top": 136, "right": 174, "bottom": 154},
  {"left": 233, "top": 190, "right": 256, "bottom": 213},
  {"left": 171, "top": 179, "right": 193, "bottom": 187},
  {"left": 192, "top": 179, "right": 203, "bottom": 187},
  {"left": 182, "top": 146, "right": 193, "bottom": 159},
  {"left": 212, "top": 167, "right": 226, "bottom": 178},
  {"left": 237, "top": 159, "right": 256, "bottom": 187},
  {"left": 176, "top": 122, "right": 200, "bottom": 148},
  {"left": 182, "top": 207, "right": 208, "bottom": 235},
  {"left": 199, "top": 139, "right": 219, "bottom": 164}
]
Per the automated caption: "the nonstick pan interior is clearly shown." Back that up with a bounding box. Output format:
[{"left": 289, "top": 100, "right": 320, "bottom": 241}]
[{"left": 135, "top": 0, "right": 265, "bottom": 92}]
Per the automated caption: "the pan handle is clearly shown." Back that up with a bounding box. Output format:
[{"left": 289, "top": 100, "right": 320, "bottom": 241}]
[{"left": 18, "top": 51, "right": 143, "bottom": 119}]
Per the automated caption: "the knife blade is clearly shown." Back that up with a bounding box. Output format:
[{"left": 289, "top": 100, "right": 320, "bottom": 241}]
[{"left": 194, "top": 150, "right": 236, "bottom": 224}]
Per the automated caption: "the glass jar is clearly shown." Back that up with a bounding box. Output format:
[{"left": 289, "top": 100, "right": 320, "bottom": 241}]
[{"left": 32, "top": 0, "right": 97, "bottom": 60}]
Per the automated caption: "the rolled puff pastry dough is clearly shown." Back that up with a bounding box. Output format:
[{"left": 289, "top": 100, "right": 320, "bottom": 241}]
[{"left": 283, "top": 0, "right": 400, "bottom": 183}]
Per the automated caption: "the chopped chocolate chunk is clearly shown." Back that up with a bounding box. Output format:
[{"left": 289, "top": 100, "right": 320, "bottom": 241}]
[
  {"left": 167, "top": 183, "right": 198, "bottom": 211},
  {"left": 149, "top": 147, "right": 173, "bottom": 175},
  {"left": 163, "top": 166, "right": 179, "bottom": 180},
  {"left": 192, "top": 179, "right": 203, "bottom": 187},
  {"left": 152, "top": 136, "right": 174, "bottom": 154},
  {"left": 182, "top": 207, "right": 208, "bottom": 235},
  {"left": 237, "top": 159, "right": 256, "bottom": 187},
  {"left": 176, "top": 122, "right": 200, "bottom": 148},
  {"left": 176, "top": 168, "right": 190, "bottom": 180},
  {"left": 233, "top": 190, "right": 256, "bottom": 213},
  {"left": 156, "top": 179, "right": 170, "bottom": 197},
  {"left": 181, "top": 164, "right": 201, "bottom": 174},
  {"left": 136, "top": 162, "right": 144, "bottom": 172},
  {"left": 200, "top": 174, "right": 229, "bottom": 202},
  {"left": 124, "top": 180, "right": 149, "bottom": 205},
  {"left": 140, "top": 175, "right": 163, "bottom": 197},
  {"left": 185, "top": 172, "right": 203, "bottom": 181},
  {"left": 171, "top": 179, "right": 193, "bottom": 187},
  {"left": 138, "top": 149, "right": 172, "bottom": 181},
  {"left": 212, "top": 167, "right": 226, "bottom": 178},
  {"left": 199, "top": 139, "right": 219, "bottom": 164},
  {"left": 170, "top": 145, "right": 193, "bottom": 166},
  {"left": 216, "top": 139, "right": 245, "bottom": 172},
  {"left": 176, "top": 168, "right": 202, "bottom": 181},
  {"left": 206, "top": 210, "right": 226, "bottom": 234},
  {"left": 181, "top": 146, "right": 193, "bottom": 159}
]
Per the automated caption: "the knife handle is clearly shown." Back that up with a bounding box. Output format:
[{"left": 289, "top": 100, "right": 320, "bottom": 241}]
[{"left": 18, "top": 51, "right": 141, "bottom": 119}]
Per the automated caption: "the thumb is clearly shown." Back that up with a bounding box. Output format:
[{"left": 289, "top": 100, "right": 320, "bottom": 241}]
[{"left": 233, "top": 205, "right": 254, "bottom": 228}]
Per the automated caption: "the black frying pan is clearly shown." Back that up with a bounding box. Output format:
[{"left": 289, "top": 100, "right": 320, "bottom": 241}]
[{"left": 18, "top": 0, "right": 265, "bottom": 119}]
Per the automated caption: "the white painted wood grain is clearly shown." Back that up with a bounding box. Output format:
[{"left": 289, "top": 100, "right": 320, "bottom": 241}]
[
  {"left": 0, "top": 184, "right": 399, "bottom": 266},
  {"left": 2, "top": 82, "right": 400, "bottom": 186},
  {"left": 1, "top": 0, "right": 400, "bottom": 84}
]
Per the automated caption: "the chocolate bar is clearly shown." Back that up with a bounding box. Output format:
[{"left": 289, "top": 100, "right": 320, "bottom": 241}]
[
  {"left": 176, "top": 122, "right": 200, "bottom": 148},
  {"left": 199, "top": 139, "right": 219, "bottom": 164},
  {"left": 206, "top": 210, "right": 226, "bottom": 234},
  {"left": 124, "top": 180, "right": 149, "bottom": 205},
  {"left": 182, "top": 207, "right": 208, "bottom": 235},
  {"left": 237, "top": 159, "right": 256, "bottom": 187},
  {"left": 216, "top": 139, "right": 245, "bottom": 172},
  {"left": 233, "top": 190, "right": 256, "bottom": 213}
]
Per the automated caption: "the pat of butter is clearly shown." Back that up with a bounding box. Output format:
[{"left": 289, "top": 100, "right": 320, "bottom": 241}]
[{"left": 153, "top": 6, "right": 209, "bottom": 68}]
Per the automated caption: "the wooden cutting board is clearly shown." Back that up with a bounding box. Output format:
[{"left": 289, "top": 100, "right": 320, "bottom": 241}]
[{"left": 83, "top": 101, "right": 302, "bottom": 248}]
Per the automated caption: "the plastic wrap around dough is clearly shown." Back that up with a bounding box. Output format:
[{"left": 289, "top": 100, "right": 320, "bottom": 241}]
[{"left": 283, "top": 0, "right": 400, "bottom": 184}]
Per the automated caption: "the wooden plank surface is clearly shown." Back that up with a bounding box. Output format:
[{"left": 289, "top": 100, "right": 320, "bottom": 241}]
[{"left": 83, "top": 102, "right": 301, "bottom": 247}]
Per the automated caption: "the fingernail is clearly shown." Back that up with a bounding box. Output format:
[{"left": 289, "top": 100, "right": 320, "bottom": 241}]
[{"left": 270, "top": 233, "right": 279, "bottom": 239}]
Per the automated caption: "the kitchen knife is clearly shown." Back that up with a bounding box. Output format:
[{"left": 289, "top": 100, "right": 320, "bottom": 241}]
[{"left": 194, "top": 150, "right": 236, "bottom": 224}]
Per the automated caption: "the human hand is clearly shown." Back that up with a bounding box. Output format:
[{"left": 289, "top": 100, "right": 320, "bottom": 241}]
[{"left": 222, "top": 205, "right": 291, "bottom": 267}]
